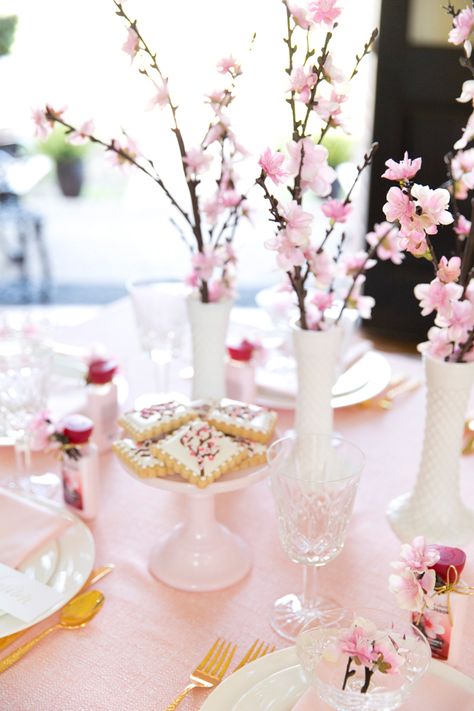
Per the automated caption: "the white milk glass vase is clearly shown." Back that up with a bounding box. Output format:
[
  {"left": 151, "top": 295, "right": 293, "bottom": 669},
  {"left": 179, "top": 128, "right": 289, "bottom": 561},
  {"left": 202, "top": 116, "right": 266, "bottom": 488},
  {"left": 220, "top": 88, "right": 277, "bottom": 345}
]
[
  {"left": 387, "top": 355, "right": 474, "bottom": 546},
  {"left": 187, "top": 296, "right": 232, "bottom": 400},
  {"left": 292, "top": 324, "right": 343, "bottom": 438}
]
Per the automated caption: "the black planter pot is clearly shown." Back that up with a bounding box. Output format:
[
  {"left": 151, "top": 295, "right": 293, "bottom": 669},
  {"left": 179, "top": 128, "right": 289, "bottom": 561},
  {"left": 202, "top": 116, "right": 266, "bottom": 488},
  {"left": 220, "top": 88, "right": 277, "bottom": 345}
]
[{"left": 56, "top": 159, "right": 84, "bottom": 198}]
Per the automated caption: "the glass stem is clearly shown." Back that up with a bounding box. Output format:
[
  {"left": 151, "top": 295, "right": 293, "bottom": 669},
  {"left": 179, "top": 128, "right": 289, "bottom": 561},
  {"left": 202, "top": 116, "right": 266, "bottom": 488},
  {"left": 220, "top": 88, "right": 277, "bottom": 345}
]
[
  {"left": 14, "top": 432, "right": 32, "bottom": 491},
  {"left": 151, "top": 351, "right": 171, "bottom": 393},
  {"left": 302, "top": 564, "right": 319, "bottom": 610}
]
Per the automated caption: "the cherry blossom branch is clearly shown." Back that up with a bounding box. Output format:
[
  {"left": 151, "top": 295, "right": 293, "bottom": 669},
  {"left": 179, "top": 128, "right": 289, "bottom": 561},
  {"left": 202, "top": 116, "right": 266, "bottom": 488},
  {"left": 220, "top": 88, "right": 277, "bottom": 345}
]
[
  {"left": 460, "top": 201, "right": 474, "bottom": 286},
  {"left": 424, "top": 235, "right": 440, "bottom": 272},
  {"left": 350, "top": 28, "right": 378, "bottom": 80},
  {"left": 44, "top": 108, "right": 192, "bottom": 226},
  {"left": 256, "top": 173, "right": 287, "bottom": 229},
  {"left": 456, "top": 327, "right": 474, "bottom": 361},
  {"left": 284, "top": 5, "right": 300, "bottom": 141},
  {"left": 288, "top": 266, "right": 309, "bottom": 330},
  {"left": 318, "top": 142, "right": 378, "bottom": 253},
  {"left": 335, "top": 229, "right": 389, "bottom": 324}
]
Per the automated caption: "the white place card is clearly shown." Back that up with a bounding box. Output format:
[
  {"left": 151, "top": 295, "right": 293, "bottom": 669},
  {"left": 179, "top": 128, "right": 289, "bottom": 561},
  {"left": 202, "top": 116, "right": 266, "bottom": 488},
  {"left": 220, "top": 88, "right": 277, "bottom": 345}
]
[{"left": 0, "top": 562, "right": 63, "bottom": 622}]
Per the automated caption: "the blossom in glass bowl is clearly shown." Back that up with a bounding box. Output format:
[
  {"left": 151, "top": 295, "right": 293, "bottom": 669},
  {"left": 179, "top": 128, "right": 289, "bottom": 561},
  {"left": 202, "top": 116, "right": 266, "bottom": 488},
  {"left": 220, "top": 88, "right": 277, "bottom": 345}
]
[{"left": 297, "top": 608, "right": 430, "bottom": 711}]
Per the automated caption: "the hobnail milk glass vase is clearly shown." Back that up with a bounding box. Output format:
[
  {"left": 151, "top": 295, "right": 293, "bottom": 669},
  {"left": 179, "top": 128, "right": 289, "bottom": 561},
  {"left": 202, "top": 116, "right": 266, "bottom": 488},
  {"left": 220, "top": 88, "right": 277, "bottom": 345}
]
[
  {"left": 186, "top": 296, "right": 232, "bottom": 400},
  {"left": 292, "top": 324, "right": 343, "bottom": 438},
  {"left": 387, "top": 355, "right": 474, "bottom": 546}
]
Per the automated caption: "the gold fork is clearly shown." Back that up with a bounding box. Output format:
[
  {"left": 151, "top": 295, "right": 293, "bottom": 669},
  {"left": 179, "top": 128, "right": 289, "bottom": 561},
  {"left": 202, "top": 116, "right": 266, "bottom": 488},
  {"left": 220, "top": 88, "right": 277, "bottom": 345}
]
[
  {"left": 233, "top": 639, "right": 276, "bottom": 671},
  {"left": 164, "top": 638, "right": 236, "bottom": 711}
]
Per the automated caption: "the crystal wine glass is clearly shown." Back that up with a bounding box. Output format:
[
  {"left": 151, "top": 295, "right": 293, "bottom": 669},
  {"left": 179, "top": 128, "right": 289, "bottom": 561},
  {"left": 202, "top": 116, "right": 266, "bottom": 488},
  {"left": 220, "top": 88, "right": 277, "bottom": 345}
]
[
  {"left": 297, "top": 608, "right": 431, "bottom": 711},
  {"left": 0, "top": 336, "right": 52, "bottom": 491},
  {"left": 268, "top": 433, "right": 364, "bottom": 641},
  {"left": 127, "top": 278, "right": 188, "bottom": 404}
]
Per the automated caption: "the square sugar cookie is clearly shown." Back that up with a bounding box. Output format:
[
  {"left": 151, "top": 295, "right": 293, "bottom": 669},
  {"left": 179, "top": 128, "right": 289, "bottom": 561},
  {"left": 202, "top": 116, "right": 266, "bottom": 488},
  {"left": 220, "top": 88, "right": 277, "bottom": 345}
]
[
  {"left": 113, "top": 438, "right": 169, "bottom": 478},
  {"left": 151, "top": 419, "right": 246, "bottom": 487},
  {"left": 234, "top": 437, "right": 268, "bottom": 470},
  {"left": 118, "top": 401, "right": 196, "bottom": 441},
  {"left": 207, "top": 399, "right": 277, "bottom": 443}
]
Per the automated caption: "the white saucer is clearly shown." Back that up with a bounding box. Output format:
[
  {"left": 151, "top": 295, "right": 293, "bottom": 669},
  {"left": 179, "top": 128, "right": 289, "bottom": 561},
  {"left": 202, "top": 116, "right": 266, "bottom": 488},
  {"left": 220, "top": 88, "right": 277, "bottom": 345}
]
[
  {"left": 201, "top": 647, "right": 474, "bottom": 711},
  {"left": 256, "top": 352, "right": 391, "bottom": 410}
]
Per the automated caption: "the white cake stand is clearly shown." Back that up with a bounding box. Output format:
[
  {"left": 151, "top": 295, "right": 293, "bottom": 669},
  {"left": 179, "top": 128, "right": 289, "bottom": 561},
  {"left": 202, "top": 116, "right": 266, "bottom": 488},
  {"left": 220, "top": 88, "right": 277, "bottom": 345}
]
[{"left": 118, "top": 458, "right": 270, "bottom": 592}]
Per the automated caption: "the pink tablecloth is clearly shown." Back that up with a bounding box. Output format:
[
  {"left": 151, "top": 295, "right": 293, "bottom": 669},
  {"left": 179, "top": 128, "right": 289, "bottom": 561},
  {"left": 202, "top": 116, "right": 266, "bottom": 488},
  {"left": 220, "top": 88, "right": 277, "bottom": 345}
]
[{"left": 0, "top": 300, "right": 473, "bottom": 711}]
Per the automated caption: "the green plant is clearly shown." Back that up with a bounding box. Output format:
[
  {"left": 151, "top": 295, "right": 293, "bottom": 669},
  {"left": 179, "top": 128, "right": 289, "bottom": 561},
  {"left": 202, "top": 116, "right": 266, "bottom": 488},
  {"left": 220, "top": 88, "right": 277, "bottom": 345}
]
[
  {"left": 37, "top": 126, "right": 90, "bottom": 163},
  {"left": 0, "top": 15, "right": 17, "bottom": 57},
  {"left": 321, "top": 129, "right": 354, "bottom": 168}
]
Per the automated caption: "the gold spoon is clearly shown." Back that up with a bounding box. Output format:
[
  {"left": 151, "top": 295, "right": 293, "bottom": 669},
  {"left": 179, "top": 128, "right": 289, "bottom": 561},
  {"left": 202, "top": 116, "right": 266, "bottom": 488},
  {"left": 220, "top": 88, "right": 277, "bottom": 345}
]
[
  {"left": 0, "top": 563, "right": 114, "bottom": 652},
  {"left": 0, "top": 590, "right": 105, "bottom": 673}
]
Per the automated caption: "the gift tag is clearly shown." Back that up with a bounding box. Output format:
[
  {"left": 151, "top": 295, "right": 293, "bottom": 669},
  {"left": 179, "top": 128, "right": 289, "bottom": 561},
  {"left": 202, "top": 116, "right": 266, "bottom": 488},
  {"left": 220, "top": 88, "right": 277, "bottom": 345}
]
[{"left": 0, "top": 562, "right": 63, "bottom": 622}]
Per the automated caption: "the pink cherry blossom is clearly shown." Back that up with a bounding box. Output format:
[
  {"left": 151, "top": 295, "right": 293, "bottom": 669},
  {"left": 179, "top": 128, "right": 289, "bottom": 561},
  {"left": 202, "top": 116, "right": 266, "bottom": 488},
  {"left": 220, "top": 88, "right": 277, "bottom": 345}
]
[
  {"left": 279, "top": 200, "right": 313, "bottom": 247},
  {"left": 287, "top": 1, "right": 312, "bottom": 29},
  {"left": 338, "top": 619, "right": 377, "bottom": 666},
  {"left": 183, "top": 148, "right": 212, "bottom": 177},
  {"left": 421, "top": 609, "right": 446, "bottom": 640},
  {"left": 203, "top": 196, "right": 223, "bottom": 225},
  {"left": 322, "top": 198, "right": 352, "bottom": 223},
  {"left": 382, "top": 187, "right": 415, "bottom": 224},
  {"left": 110, "top": 135, "right": 139, "bottom": 166},
  {"left": 286, "top": 138, "right": 336, "bottom": 196},
  {"left": 265, "top": 231, "right": 306, "bottom": 270},
  {"left": 454, "top": 214, "right": 472, "bottom": 238},
  {"left": 147, "top": 80, "right": 170, "bottom": 110},
  {"left": 366, "top": 222, "right": 404, "bottom": 265},
  {"left": 208, "top": 279, "right": 234, "bottom": 302},
  {"left": 220, "top": 189, "right": 242, "bottom": 208},
  {"left": 389, "top": 570, "right": 426, "bottom": 613},
  {"left": 414, "top": 279, "right": 462, "bottom": 318},
  {"left": 417, "top": 326, "right": 454, "bottom": 360},
  {"left": 122, "top": 27, "right": 139, "bottom": 60},
  {"left": 451, "top": 148, "right": 474, "bottom": 198},
  {"left": 353, "top": 293, "right": 375, "bottom": 319},
  {"left": 32, "top": 108, "right": 53, "bottom": 139},
  {"left": 373, "top": 638, "right": 406, "bottom": 675},
  {"left": 409, "top": 184, "right": 454, "bottom": 233},
  {"left": 217, "top": 56, "right": 241, "bottom": 76},
  {"left": 306, "top": 248, "right": 334, "bottom": 285},
  {"left": 382, "top": 152, "right": 422, "bottom": 181},
  {"left": 289, "top": 66, "right": 317, "bottom": 103},
  {"left": 323, "top": 54, "right": 345, "bottom": 84},
  {"left": 309, "top": 0, "right": 342, "bottom": 27},
  {"left": 454, "top": 110, "right": 474, "bottom": 150},
  {"left": 398, "top": 536, "right": 440, "bottom": 575},
  {"left": 457, "top": 79, "right": 474, "bottom": 104},
  {"left": 258, "top": 148, "right": 289, "bottom": 185},
  {"left": 340, "top": 250, "right": 376, "bottom": 277},
  {"left": 437, "top": 256, "right": 461, "bottom": 284},
  {"left": 314, "top": 90, "right": 347, "bottom": 126},
  {"left": 68, "top": 119, "right": 95, "bottom": 145},
  {"left": 29, "top": 411, "right": 54, "bottom": 451},
  {"left": 191, "top": 249, "right": 223, "bottom": 281},
  {"left": 436, "top": 299, "right": 474, "bottom": 343},
  {"left": 311, "top": 290, "right": 334, "bottom": 312},
  {"left": 448, "top": 7, "right": 474, "bottom": 57}
]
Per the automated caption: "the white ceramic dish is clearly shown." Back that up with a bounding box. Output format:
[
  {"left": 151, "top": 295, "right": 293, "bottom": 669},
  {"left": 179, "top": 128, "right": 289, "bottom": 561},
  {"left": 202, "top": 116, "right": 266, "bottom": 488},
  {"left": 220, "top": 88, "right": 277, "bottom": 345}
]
[
  {"left": 201, "top": 647, "right": 474, "bottom": 711},
  {"left": 0, "top": 497, "right": 95, "bottom": 638},
  {"left": 256, "top": 351, "right": 391, "bottom": 410}
]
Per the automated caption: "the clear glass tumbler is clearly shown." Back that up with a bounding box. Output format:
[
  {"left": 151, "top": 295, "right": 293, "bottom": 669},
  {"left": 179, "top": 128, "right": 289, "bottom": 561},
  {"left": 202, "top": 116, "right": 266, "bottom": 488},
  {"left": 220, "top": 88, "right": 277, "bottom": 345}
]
[
  {"left": 268, "top": 433, "right": 364, "bottom": 641},
  {"left": 297, "top": 607, "right": 431, "bottom": 711},
  {"left": 0, "top": 336, "right": 52, "bottom": 491}
]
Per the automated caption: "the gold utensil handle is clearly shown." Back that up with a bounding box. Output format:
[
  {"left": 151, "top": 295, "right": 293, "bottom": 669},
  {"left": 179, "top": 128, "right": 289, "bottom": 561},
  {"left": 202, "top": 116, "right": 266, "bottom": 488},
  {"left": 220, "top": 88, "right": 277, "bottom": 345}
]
[
  {"left": 0, "top": 624, "right": 58, "bottom": 673},
  {"left": 0, "top": 564, "right": 114, "bottom": 653},
  {"left": 164, "top": 683, "right": 198, "bottom": 711}
]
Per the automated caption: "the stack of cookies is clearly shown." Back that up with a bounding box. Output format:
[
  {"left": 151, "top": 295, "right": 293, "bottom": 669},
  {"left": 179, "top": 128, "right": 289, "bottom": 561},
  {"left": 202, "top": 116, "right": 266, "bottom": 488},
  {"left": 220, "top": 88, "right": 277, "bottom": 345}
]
[{"left": 113, "top": 398, "right": 278, "bottom": 488}]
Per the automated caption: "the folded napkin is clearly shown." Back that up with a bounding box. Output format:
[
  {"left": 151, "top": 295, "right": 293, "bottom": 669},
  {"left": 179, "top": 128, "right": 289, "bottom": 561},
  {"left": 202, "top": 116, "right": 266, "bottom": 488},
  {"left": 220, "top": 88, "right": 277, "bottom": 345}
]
[
  {"left": 290, "top": 688, "right": 320, "bottom": 710},
  {"left": 0, "top": 489, "right": 72, "bottom": 568}
]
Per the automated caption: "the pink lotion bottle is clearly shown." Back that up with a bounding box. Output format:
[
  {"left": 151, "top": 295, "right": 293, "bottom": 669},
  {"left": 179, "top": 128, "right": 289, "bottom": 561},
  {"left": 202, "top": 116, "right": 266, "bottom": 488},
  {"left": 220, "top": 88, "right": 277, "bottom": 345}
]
[
  {"left": 86, "top": 358, "right": 119, "bottom": 453},
  {"left": 60, "top": 415, "right": 99, "bottom": 521},
  {"left": 225, "top": 340, "right": 256, "bottom": 403}
]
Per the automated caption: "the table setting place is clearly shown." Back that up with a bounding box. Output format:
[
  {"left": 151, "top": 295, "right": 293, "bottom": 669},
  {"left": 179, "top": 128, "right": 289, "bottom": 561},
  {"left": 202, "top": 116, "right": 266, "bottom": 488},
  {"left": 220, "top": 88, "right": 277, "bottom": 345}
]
[{"left": 3, "top": 0, "right": 474, "bottom": 710}]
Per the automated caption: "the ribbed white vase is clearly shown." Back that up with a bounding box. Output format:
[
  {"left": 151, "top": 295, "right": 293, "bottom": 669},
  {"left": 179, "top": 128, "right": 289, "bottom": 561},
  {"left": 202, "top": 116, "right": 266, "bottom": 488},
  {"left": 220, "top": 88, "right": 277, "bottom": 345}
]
[
  {"left": 292, "top": 324, "right": 342, "bottom": 437},
  {"left": 187, "top": 296, "right": 232, "bottom": 400},
  {"left": 387, "top": 355, "right": 474, "bottom": 546}
]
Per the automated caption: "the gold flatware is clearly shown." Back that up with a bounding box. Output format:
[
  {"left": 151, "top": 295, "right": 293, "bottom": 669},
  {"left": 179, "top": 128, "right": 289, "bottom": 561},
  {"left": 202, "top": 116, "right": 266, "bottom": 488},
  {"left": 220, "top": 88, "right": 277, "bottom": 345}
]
[
  {"left": 233, "top": 639, "right": 276, "bottom": 671},
  {"left": 0, "top": 563, "right": 114, "bottom": 652},
  {"left": 463, "top": 418, "right": 474, "bottom": 455},
  {"left": 164, "top": 638, "right": 237, "bottom": 711},
  {"left": 359, "top": 376, "right": 421, "bottom": 410},
  {"left": 0, "top": 590, "right": 105, "bottom": 673}
]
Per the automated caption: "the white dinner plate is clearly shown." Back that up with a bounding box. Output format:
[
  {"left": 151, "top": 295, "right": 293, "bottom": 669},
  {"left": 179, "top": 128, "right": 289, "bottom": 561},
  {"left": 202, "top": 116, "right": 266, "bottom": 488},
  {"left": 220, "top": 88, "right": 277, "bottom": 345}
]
[
  {"left": 256, "top": 351, "right": 391, "bottom": 410},
  {"left": 201, "top": 647, "right": 474, "bottom": 711},
  {"left": 0, "top": 497, "right": 95, "bottom": 638}
]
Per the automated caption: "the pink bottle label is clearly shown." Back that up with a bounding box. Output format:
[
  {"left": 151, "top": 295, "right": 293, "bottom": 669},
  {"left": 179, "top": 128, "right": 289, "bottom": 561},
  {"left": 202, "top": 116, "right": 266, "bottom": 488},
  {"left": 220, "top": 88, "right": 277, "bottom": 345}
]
[
  {"left": 413, "top": 600, "right": 451, "bottom": 661},
  {"left": 62, "top": 465, "right": 84, "bottom": 511}
]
